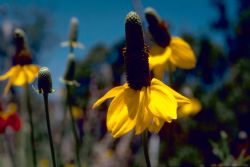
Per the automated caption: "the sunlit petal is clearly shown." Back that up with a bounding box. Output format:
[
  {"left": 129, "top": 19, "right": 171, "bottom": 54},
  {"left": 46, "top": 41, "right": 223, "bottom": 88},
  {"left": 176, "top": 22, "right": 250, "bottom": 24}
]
[
  {"left": 12, "top": 68, "right": 27, "bottom": 86},
  {"left": 135, "top": 88, "right": 152, "bottom": 135},
  {"left": 0, "top": 65, "right": 20, "bottom": 81},
  {"left": 92, "top": 85, "right": 126, "bottom": 109},
  {"left": 169, "top": 37, "right": 196, "bottom": 69},
  {"left": 149, "top": 79, "right": 177, "bottom": 120},
  {"left": 107, "top": 91, "right": 136, "bottom": 138},
  {"left": 152, "top": 78, "right": 190, "bottom": 106},
  {"left": 124, "top": 87, "right": 140, "bottom": 119},
  {"left": 23, "top": 65, "right": 39, "bottom": 83},
  {"left": 149, "top": 46, "right": 171, "bottom": 70}
]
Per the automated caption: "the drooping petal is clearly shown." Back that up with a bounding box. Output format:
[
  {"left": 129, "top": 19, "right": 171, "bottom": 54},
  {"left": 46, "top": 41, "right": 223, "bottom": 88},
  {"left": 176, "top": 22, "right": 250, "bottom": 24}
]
[
  {"left": 148, "top": 117, "right": 165, "bottom": 133},
  {"left": 152, "top": 78, "right": 190, "bottom": 106},
  {"left": 149, "top": 45, "right": 171, "bottom": 70},
  {"left": 11, "top": 68, "right": 27, "bottom": 86},
  {"left": 149, "top": 79, "right": 177, "bottom": 121},
  {"left": 169, "top": 37, "right": 196, "bottom": 69},
  {"left": 135, "top": 87, "right": 152, "bottom": 135},
  {"left": 92, "top": 85, "right": 126, "bottom": 109},
  {"left": 23, "top": 65, "right": 39, "bottom": 83},
  {"left": 0, "top": 66, "right": 20, "bottom": 81},
  {"left": 124, "top": 87, "right": 140, "bottom": 119},
  {"left": 107, "top": 91, "right": 136, "bottom": 138}
]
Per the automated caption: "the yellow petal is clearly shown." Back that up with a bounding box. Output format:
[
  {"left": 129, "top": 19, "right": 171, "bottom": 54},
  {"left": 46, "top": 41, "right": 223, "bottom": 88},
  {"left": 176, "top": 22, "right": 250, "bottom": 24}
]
[
  {"left": 124, "top": 87, "right": 140, "bottom": 119},
  {"left": 149, "top": 79, "right": 177, "bottom": 121},
  {"left": 3, "top": 77, "right": 15, "bottom": 96},
  {"left": 92, "top": 84, "right": 126, "bottom": 109},
  {"left": 152, "top": 78, "right": 190, "bottom": 106},
  {"left": 0, "top": 65, "right": 20, "bottom": 81},
  {"left": 169, "top": 37, "right": 196, "bottom": 69},
  {"left": 107, "top": 91, "right": 136, "bottom": 138},
  {"left": 148, "top": 117, "right": 165, "bottom": 133},
  {"left": 23, "top": 65, "right": 39, "bottom": 83},
  {"left": 149, "top": 46, "right": 171, "bottom": 70},
  {"left": 135, "top": 88, "right": 152, "bottom": 135},
  {"left": 11, "top": 68, "right": 27, "bottom": 86}
]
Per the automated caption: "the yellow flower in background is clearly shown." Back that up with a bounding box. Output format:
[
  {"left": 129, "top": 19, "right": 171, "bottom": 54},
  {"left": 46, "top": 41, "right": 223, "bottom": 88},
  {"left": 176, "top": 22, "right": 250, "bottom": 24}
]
[
  {"left": 178, "top": 98, "right": 201, "bottom": 117},
  {"left": 145, "top": 7, "right": 196, "bottom": 80},
  {"left": 39, "top": 159, "right": 49, "bottom": 167},
  {"left": 0, "top": 28, "right": 39, "bottom": 95},
  {"left": 72, "top": 106, "right": 83, "bottom": 120},
  {"left": 93, "top": 12, "right": 190, "bottom": 138}
]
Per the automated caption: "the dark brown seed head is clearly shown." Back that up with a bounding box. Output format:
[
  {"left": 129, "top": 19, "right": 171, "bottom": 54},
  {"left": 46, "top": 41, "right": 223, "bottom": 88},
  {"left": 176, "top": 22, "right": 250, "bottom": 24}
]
[
  {"left": 63, "top": 53, "right": 76, "bottom": 81},
  {"left": 38, "top": 67, "right": 53, "bottom": 94},
  {"left": 124, "top": 11, "right": 151, "bottom": 90},
  {"left": 145, "top": 7, "right": 171, "bottom": 47},
  {"left": 12, "top": 28, "right": 32, "bottom": 65}
]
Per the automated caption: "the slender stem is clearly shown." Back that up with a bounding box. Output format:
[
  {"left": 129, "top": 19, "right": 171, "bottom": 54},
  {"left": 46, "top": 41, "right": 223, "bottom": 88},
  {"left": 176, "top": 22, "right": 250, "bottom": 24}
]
[
  {"left": 4, "top": 134, "right": 16, "bottom": 167},
  {"left": 66, "top": 85, "right": 82, "bottom": 167},
  {"left": 142, "top": 131, "right": 151, "bottom": 167},
  {"left": 167, "top": 62, "right": 174, "bottom": 86},
  {"left": 25, "top": 85, "right": 37, "bottom": 167},
  {"left": 70, "top": 45, "right": 74, "bottom": 53},
  {"left": 43, "top": 93, "right": 57, "bottom": 167}
]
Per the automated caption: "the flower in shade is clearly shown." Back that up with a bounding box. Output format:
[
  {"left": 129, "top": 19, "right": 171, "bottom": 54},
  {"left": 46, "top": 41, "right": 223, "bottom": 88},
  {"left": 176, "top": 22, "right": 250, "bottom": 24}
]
[
  {"left": 0, "top": 28, "right": 39, "bottom": 95},
  {"left": 145, "top": 7, "right": 196, "bottom": 80},
  {"left": 0, "top": 102, "right": 22, "bottom": 133},
  {"left": 92, "top": 12, "right": 190, "bottom": 138}
]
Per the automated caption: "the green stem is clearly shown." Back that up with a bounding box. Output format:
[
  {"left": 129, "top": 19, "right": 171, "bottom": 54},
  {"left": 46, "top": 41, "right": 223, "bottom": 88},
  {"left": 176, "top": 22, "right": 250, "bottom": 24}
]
[
  {"left": 43, "top": 93, "right": 57, "bottom": 167},
  {"left": 4, "top": 134, "right": 16, "bottom": 167},
  {"left": 167, "top": 62, "right": 174, "bottom": 86},
  {"left": 25, "top": 85, "right": 37, "bottom": 167},
  {"left": 142, "top": 131, "right": 151, "bottom": 167},
  {"left": 66, "top": 85, "right": 82, "bottom": 167}
]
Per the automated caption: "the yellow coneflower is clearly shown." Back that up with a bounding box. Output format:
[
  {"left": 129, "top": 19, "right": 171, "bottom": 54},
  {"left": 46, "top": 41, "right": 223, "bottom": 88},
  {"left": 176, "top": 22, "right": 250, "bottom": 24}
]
[
  {"left": 93, "top": 12, "right": 190, "bottom": 138},
  {"left": 145, "top": 7, "right": 196, "bottom": 80},
  {"left": 0, "top": 28, "right": 39, "bottom": 95}
]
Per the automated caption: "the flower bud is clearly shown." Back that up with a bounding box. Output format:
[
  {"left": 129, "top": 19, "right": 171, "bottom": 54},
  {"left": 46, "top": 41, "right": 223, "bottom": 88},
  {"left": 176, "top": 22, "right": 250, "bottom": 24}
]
[{"left": 38, "top": 67, "right": 53, "bottom": 94}]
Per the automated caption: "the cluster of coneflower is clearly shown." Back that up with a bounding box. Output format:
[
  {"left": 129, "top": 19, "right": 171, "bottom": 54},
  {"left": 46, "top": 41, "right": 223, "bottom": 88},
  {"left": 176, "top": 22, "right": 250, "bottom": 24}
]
[{"left": 0, "top": 7, "right": 200, "bottom": 167}]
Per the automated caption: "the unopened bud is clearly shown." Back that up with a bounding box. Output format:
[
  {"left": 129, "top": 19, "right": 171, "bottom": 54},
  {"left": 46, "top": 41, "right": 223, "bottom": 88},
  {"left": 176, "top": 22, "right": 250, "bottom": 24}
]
[{"left": 38, "top": 67, "right": 53, "bottom": 94}]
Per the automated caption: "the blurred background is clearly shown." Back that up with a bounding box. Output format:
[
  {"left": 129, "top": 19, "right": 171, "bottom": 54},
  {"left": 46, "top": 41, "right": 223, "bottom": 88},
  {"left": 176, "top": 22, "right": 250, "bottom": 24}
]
[{"left": 0, "top": 0, "right": 250, "bottom": 166}]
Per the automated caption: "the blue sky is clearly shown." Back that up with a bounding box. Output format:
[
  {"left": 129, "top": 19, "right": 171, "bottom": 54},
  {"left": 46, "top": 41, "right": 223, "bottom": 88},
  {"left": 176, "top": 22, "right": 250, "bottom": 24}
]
[{"left": 1, "top": 0, "right": 236, "bottom": 90}]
